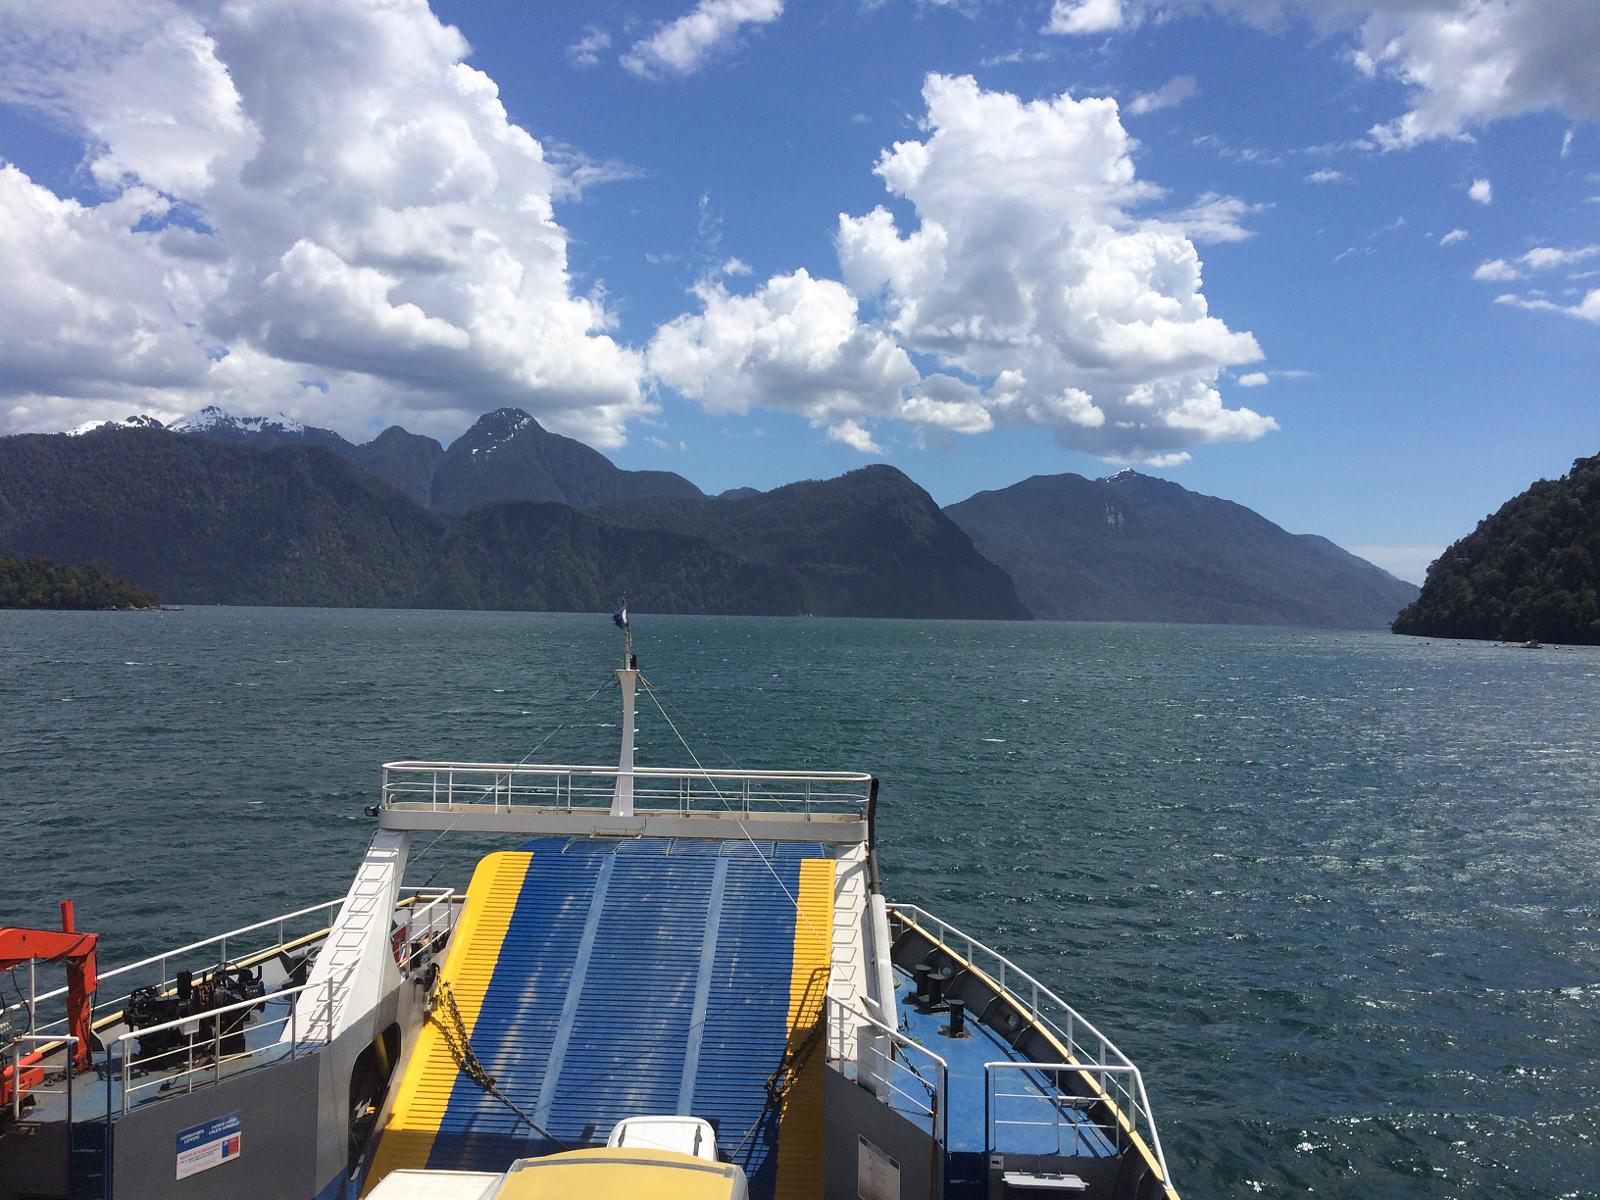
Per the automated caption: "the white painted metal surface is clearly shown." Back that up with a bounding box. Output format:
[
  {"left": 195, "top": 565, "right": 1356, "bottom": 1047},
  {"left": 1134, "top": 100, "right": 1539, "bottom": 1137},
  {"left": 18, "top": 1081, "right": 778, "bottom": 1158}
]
[
  {"left": 606, "top": 1115, "right": 719, "bottom": 1162},
  {"left": 364, "top": 1169, "right": 502, "bottom": 1199},
  {"left": 293, "top": 828, "right": 410, "bottom": 1044},
  {"left": 612, "top": 667, "right": 638, "bottom": 817},
  {"left": 378, "top": 761, "right": 872, "bottom": 842},
  {"left": 826, "top": 994, "right": 948, "bottom": 1136},
  {"left": 826, "top": 844, "right": 873, "bottom": 1058}
]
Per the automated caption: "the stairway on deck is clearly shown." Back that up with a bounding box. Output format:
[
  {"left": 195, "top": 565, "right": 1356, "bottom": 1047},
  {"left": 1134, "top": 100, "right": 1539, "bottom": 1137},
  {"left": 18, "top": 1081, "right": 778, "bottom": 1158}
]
[
  {"left": 826, "top": 843, "right": 871, "bottom": 1050},
  {"left": 366, "top": 838, "right": 835, "bottom": 1200}
]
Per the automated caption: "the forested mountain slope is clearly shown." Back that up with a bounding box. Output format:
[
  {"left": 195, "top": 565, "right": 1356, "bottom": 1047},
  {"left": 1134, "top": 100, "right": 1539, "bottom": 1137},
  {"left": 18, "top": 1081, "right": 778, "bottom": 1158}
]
[
  {"left": 1393, "top": 453, "right": 1600, "bottom": 644},
  {"left": 947, "top": 470, "right": 1417, "bottom": 628}
]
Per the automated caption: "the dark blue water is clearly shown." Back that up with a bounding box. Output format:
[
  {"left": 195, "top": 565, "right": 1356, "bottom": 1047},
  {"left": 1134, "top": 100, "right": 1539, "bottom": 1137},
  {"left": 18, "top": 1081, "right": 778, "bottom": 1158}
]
[{"left": 5, "top": 608, "right": 1600, "bottom": 1198}]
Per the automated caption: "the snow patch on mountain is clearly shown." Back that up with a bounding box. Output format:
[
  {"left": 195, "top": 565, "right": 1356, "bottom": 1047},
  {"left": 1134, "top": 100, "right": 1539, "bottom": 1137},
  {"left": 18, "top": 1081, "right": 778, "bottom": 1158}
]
[
  {"left": 66, "top": 414, "right": 165, "bottom": 436},
  {"left": 171, "top": 406, "right": 304, "bottom": 435},
  {"left": 471, "top": 409, "right": 537, "bottom": 457}
]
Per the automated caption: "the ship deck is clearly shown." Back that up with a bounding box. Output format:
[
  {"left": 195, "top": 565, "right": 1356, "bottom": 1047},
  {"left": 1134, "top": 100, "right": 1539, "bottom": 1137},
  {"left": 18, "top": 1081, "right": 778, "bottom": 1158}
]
[
  {"left": 888, "top": 971, "right": 1117, "bottom": 1159},
  {"left": 365, "top": 837, "right": 836, "bottom": 1200}
]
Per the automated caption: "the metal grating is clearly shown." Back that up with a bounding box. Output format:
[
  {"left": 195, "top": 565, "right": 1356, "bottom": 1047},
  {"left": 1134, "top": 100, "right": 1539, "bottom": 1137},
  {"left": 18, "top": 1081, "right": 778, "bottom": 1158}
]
[{"left": 409, "top": 838, "right": 831, "bottom": 1200}]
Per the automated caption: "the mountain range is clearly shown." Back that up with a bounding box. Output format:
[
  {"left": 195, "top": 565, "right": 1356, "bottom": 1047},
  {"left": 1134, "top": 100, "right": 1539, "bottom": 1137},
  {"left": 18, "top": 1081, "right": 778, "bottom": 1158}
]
[
  {"left": 947, "top": 470, "right": 1418, "bottom": 629},
  {"left": 117, "top": 405, "right": 707, "bottom": 512},
  {"left": 22, "top": 407, "right": 1418, "bottom": 625}
]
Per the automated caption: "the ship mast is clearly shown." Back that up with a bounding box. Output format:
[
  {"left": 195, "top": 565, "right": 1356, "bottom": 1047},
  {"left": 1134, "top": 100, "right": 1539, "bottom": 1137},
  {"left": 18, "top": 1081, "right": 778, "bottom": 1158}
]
[{"left": 610, "top": 597, "right": 636, "bottom": 818}]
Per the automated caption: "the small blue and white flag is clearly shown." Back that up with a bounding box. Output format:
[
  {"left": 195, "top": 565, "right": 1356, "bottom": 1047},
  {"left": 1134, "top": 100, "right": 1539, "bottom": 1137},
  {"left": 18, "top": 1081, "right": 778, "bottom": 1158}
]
[{"left": 612, "top": 602, "right": 628, "bottom": 630}]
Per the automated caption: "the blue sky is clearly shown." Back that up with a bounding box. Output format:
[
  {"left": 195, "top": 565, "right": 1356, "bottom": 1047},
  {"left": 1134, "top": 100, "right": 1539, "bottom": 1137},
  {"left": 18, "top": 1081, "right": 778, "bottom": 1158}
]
[{"left": 1, "top": 0, "right": 1597, "bottom": 583}]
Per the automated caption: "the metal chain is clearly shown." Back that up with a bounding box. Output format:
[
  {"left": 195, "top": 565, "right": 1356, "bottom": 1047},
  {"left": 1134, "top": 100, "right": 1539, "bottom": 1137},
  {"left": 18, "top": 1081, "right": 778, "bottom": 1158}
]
[
  {"left": 428, "top": 980, "right": 567, "bottom": 1149},
  {"left": 728, "top": 1014, "right": 829, "bottom": 1163}
]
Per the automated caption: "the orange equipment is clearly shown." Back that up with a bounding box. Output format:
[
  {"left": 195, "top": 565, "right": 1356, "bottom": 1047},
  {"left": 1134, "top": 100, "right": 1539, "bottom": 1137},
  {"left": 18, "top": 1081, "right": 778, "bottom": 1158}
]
[{"left": 1, "top": 900, "right": 99, "bottom": 1110}]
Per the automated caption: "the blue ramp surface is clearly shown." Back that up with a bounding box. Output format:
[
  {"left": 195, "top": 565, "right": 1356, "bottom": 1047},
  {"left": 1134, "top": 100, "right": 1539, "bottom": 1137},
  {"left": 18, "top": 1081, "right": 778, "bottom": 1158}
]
[{"left": 421, "top": 837, "right": 829, "bottom": 1200}]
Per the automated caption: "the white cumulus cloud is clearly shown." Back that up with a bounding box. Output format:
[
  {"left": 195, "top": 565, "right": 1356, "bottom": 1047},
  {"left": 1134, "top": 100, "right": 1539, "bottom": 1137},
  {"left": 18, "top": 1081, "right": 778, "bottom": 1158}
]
[
  {"left": 1360, "top": 0, "right": 1600, "bottom": 149},
  {"left": 1439, "top": 228, "right": 1469, "bottom": 245},
  {"left": 647, "top": 74, "right": 1270, "bottom": 463},
  {"left": 621, "top": 0, "right": 783, "bottom": 79},
  {"left": 836, "top": 74, "right": 1269, "bottom": 464},
  {"left": 901, "top": 375, "right": 994, "bottom": 435},
  {"left": 646, "top": 269, "right": 918, "bottom": 449},
  {"left": 1237, "top": 371, "right": 1270, "bottom": 387},
  {"left": 1305, "top": 169, "right": 1346, "bottom": 184},
  {"left": 1468, "top": 178, "right": 1493, "bottom": 204},
  {"left": 1044, "top": 0, "right": 1127, "bottom": 34},
  {"left": 0, "top": 0, "right": 649, "bottom": 444}
]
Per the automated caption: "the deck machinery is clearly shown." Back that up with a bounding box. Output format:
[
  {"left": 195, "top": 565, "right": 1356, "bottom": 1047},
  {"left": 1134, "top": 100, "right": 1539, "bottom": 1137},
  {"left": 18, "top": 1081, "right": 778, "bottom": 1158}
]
[{"left": 1, "top": 659, "right": 1177, "bottom": 1200}]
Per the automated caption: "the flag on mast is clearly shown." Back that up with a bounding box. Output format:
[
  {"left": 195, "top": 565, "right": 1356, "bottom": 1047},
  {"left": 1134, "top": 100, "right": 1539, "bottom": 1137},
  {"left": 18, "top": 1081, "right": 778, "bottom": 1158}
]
[{"left": 612, "top": 600, "right": 628, "bottom": 630}]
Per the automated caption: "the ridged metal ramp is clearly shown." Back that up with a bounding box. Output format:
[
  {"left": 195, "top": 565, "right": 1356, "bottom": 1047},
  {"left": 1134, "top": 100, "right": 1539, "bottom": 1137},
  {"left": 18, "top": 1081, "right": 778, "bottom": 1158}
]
[{"left": 365, "top": 838, "right": 835, "bottom": 1200}]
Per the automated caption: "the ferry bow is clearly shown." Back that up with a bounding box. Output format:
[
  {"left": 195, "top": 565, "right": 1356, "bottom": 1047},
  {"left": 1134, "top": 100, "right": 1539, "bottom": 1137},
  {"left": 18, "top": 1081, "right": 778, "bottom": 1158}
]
[{"left": 2, "top": 631, "right": 1178, "bottom": 1200}]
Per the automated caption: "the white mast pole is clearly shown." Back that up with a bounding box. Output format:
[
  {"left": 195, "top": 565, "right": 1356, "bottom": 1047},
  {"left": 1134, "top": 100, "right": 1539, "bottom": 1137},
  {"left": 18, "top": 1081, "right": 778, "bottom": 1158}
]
[{"left": 611, "top": 599, "right": 636, "bottom": 817}]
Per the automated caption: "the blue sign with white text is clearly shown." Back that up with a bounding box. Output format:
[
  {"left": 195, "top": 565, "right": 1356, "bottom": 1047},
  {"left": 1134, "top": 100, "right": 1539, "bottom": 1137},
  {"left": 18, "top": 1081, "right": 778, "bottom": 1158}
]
[{"left": 176, "top": 1111, "right": 242, "bottom": 1180}]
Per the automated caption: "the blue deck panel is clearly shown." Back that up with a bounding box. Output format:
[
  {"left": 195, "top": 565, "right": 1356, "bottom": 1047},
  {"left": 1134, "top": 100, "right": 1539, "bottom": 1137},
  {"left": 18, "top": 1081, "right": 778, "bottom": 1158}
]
[
  {"left": 546, "top": 852, "right": 712, "bottom": 1137},
  {"left": 688, "top": 857, "right": 804, "bottom": 1199},
  {"left": 892, "top": 971, "right": 1117, "bottom": 1159},
  {"left": 426, "top": 847, "right": 604, "bottom": 1170},
  {"left": 422, "top": 837, "right": 824, "bottom": 1200}
]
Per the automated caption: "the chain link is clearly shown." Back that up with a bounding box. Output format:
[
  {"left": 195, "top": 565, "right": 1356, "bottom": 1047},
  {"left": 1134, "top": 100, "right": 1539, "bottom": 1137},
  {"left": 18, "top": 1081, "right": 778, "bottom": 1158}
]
[{"left": 428, "top": 980, "right": 567, "bottom": 1149}]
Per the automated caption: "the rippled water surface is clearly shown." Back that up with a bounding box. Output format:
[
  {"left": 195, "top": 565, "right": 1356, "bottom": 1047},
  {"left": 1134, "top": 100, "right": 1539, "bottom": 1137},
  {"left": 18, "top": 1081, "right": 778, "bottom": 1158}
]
[{"left": 5, "top": 608, "right": 1600, "bottom": 1198}]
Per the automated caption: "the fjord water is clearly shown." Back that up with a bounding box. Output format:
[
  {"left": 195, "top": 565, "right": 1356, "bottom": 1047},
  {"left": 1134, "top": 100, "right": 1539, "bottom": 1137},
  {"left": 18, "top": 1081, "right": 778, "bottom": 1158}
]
[{"left": 5, "top": 609, "right": 1599, "bottom": 1198}]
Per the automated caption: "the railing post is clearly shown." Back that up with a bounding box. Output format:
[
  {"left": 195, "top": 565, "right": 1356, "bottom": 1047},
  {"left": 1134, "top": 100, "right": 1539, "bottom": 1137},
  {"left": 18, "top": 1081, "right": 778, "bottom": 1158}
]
[
  {"left": 324, "top": 978, "right": 334, "bottom": 1042},
  {"left": 10, "top": 1044, "right": 18, "bottom": 1121},
  {"left": 121, "top": 1043, "right": 131, "bottom": 1115},
  {"left": 290, "top": 993, "right": 298, "bottom": 1057},
  {"left": 938, "top": 1061, "right": 949, "bottom": 1149},
  {"left": 982, "top": 1064, "right": 992, "bottom": 1154}
]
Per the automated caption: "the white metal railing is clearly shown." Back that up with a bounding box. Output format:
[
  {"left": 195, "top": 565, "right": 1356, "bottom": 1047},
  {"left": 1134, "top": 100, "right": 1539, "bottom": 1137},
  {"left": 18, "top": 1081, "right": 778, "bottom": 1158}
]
[
  {"left": 6, "top": 889, "right": 455, "bottom": 1044},
  {"left": 889, "top": 904, "right": 1170, "bottom": 1180},
  {"left": 9, "top": 1035, "right": 78, "bottom": 1121},
  {"left": 3, "top": 899, "right": 344, "bottom": 1041},
  {"left": 381, "top": 761, "right": 873, "bottom": 820},
  {"left": 826, "top": 994, "right": 948, "bottom": 1141},
  {"left": 986, "top": 1060, "right": 1132, "bottom": 1158},
  {"left": 112, "top": 974, "right": 339, "bottom": 1114}
]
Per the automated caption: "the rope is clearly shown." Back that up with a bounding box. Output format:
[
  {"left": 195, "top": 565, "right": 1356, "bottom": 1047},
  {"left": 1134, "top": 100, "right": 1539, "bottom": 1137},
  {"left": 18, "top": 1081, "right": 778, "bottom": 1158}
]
[
  {"left": 638, "top": 675, "right": 832, "bottom": 956},
  {"left": 409, "top": 675, "right": 617, "bottom": 870},
  {"left": 428, "top": 980, "right": 568, "bottom": 1149}
]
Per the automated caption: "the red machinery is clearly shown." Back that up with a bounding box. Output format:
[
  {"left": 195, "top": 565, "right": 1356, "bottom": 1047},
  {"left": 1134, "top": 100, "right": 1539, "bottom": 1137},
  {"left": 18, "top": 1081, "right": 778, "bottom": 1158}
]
[{"left": 1, "top": 900, "right": 98, "bottom": 1111}]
